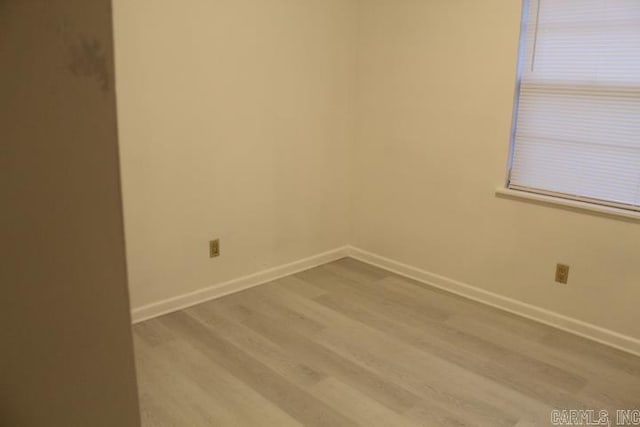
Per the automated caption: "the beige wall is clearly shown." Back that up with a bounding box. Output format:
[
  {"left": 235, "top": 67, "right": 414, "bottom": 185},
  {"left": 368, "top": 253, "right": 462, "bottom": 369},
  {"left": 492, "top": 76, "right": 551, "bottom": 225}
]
[
  {"left": 0, "top": 1, "right": 140, "bottom": 426},
  {"left": 114, "top": 0, "right": 357, "bottom": 308},
  {"left": 114, "top": 0, "right": 640, "bottom": 342},
  {"left": 353, "top": 0, "right": 640, "bottom": 339}
]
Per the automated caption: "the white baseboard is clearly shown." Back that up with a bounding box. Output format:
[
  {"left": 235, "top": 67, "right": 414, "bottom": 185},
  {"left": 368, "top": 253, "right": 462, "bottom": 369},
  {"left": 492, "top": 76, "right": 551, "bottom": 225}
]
[
  {"left": 131, "top": 246, "right": 350, "bottom": 324},
  {"left": 347, "top": 246, "right": 640, "bottom": 357},
  {"left": 131, "top": 243, "right": 640, "bottom": 357}
]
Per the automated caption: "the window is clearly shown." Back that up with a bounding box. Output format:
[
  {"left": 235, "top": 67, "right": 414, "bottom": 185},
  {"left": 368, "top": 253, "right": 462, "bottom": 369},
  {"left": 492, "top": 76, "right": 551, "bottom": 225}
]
[{"left": 508, "top": 0, "right": 640, "bottom": 212}]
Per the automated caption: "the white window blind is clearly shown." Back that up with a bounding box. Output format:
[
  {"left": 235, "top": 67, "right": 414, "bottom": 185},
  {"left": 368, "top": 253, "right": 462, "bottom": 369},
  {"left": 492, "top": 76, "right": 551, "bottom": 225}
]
[{"left": 509, "top": 0, "right": 640, "bottom": 211}]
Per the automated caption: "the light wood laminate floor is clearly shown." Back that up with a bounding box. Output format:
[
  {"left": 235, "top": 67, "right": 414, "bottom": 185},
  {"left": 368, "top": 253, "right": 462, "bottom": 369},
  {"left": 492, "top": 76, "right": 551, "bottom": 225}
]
[{"left": 133, "top": 258, "right": 640, "bottom": 426}]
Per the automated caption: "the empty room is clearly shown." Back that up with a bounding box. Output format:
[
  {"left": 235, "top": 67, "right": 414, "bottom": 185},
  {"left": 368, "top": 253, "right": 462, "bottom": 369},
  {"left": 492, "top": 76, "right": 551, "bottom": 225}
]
[{"left": 3, "top": 0, "right": 640, "bottom": 426}]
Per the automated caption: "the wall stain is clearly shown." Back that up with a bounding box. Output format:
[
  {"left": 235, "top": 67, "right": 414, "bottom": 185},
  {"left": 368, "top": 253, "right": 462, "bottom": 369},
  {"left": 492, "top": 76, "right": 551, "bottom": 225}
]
[{"left": 67, "top": 35, "right": 110, "bottom": 94}]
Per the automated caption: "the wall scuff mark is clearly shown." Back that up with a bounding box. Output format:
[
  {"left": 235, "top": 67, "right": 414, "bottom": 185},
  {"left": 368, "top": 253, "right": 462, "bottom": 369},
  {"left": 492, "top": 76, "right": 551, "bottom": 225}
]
[{"left": 68, "top": 35, "right": 110, "bottom": 94}]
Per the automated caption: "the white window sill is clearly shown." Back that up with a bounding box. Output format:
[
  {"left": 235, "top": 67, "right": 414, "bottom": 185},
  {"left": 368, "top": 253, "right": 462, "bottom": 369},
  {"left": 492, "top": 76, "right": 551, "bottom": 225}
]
[{"left": 495, "top": 187, "right": 640, "bottom": 222}]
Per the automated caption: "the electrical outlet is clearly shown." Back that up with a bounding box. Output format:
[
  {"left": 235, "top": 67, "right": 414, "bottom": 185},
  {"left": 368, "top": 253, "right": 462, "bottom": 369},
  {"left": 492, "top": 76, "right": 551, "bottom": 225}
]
[
  {"left": 209, "top": 239, "right": 220, "bottom": 258},
  {"left": 555, "top": 263, "right": 569, "bottom": 284}
]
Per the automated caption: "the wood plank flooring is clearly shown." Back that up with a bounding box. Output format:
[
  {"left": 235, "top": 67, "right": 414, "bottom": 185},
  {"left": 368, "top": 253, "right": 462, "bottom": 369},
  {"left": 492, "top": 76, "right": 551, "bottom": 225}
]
[{"left": 133, "top": 258, "right": 640, "bottom": 426}]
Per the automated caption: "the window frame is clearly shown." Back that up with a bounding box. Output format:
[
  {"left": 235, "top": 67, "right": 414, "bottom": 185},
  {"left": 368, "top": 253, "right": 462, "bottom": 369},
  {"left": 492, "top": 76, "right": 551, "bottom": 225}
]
[{"left": 503, "top": 0, "right": 640, "bottom": 217}]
